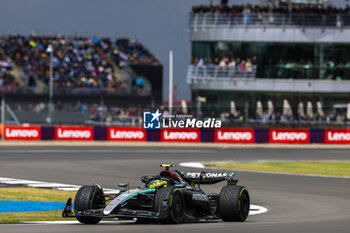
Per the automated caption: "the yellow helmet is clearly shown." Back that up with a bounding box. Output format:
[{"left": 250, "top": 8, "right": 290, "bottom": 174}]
[{"left": 147, "top": 179, "right": 168, "bottom": 189}]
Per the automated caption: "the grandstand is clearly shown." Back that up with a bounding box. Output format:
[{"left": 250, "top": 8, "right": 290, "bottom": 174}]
[
  {"left": 0, "top": 51, "right": 18, "bottom": 88},
  {"left": 187, "top": 0, "right": 350, "bottom": 128},
  {"left": 0, "top": 35, "right": 160, "bottom": 89},
  {"left": 0, "top": 34, "right": 162, "bottom": 125}
]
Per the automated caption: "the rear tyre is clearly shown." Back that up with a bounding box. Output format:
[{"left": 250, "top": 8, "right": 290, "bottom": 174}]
[
  {"left": 74, "top": 185, "right": 105, "bottom": 224},
  {"left": 153, "top": 186, "right": 184, "bottom": 224},
  {"left": 218, "top": 185, "right": 250, "bottom": 222}
]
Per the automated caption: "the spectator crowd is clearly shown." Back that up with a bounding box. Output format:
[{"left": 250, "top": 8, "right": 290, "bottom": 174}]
[
  {"left": 192, "top": 55, "right": 257, "bottom": 67},
  {"left": 191, "top": 3, "right": 350, "bottom": 27},
  {"left": 191, "top": 55, "right": 257, "bottom": 78},
  {"left": 192, "top": 3, "right": 350, "bottom": 15},
  {"left": 218, "top": 107, "right": 347, "bottom": 125},
  {"left": 10, "top": 100, "right": 348, "bottom": 126},
  {"left": 191, "top": 52, "right": 350, "bottom": 80},
  {"left": 0, "top": 35, "right": 160, "bottom": 89},
  {"left": 0, "top": 52, "right": 18, "bottom": 88}
]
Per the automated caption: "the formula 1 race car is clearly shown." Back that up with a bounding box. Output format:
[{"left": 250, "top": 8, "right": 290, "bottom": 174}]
[{"left": 62, "top": 164, "right": 250, "bottom": 224}]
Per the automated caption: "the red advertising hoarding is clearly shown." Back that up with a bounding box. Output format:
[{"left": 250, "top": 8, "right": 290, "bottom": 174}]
[
  {"left": 269, "top": 128, "right": 310, "bottom": 143},
  {"left": 325, "top": 129, "right": 350, "bottom": 144},
  {"left": 55, "top": 126, "right": 93, "bottom": 140},
  {"left": 161, "top": 128, "right": 200, "bottom": 142},
  {"left": 215, "top": 128, "right": 254, "bottom": 143},
  {"left": 107, "top": 127, "right": 146, "bottom": 141},
  {"left": 4, "top": 125, "right": 41, "bottom": 140}
]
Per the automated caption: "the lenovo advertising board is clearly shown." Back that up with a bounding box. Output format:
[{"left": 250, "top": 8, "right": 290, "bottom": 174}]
[
  {"left": 269, "top": 129, "right": 310, "bottom": 143},
  {"left": 161, "top": 128, "right": 200, "bottom": 142},
  {"left": 108, "top": 127, "right": 146, "bottom": 141},
  {"left": 325, "top": 129, "right": 350, "bottom": 144},
  {"left": 215, "top": 128, "right": 254, "bottom": 143},
  {"left": 55, "top": 126, "right": 93, "bottom": 140},
  {"left": 4, "top": 125, "right": 41, "bottom": 140}
]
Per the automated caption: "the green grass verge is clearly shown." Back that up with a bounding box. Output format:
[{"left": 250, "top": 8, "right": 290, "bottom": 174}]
[
  {"left": 205, "top": 161, "right": 350, "bottom": 177},
  {"left": 0, "top": 187, "right": 75, "bottom": 223}
]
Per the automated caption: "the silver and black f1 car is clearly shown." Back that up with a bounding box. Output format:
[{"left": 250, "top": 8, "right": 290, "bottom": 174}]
[{"left": 62, "top": 164, "right": 250, "bottom": 224}]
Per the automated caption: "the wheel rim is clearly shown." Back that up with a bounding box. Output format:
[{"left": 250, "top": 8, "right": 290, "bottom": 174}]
[
  {"left": 172, "top": 194, "right": 183, "bottom": 218},
  {"left": 241, "top": 192, "right": 249, "bottom": 218}
]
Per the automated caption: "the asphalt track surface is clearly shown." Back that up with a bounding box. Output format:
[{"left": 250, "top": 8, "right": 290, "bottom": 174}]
[{"left": 0, "top": 146, "right": 350, "bottom": 233}]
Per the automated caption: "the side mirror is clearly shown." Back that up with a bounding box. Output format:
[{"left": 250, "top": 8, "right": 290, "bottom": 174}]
[{"left": 118, "top": 183, "right": 128, "bottom": 188}]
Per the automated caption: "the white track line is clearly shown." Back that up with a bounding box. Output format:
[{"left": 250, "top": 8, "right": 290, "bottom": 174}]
[
  {"left": 249, "top": 204, "right": 268, "bottom": 215},
  {"left": 0, "top": 180, "right": 43, "bottom": 185},
  {"left": 28, "top": 183, "right": 80, "bottom": 188},
  {"left": 0, "top": 178, "right": 19, "bottom": 181},
  {"left": 0, "top": 176, "right": 119, "bottom": 192},
  {"left": 179, "top": 162, "right": 205, "bottom": 168},
  {"left": 55, "top": 188, "right": 80, "bottom": 191}
]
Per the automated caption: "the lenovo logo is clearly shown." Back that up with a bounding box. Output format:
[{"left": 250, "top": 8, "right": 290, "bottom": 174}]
[
  {"left": 108, "top": 127, "right": 146, "bottom": 141},
  {"left": 215, "top": 129, "right": 254, "bottom": 143},
  {"left": 325, "top": 130, "right": 350, "bottom": 143},
  {"left": 272, "top": 132, "right": 307, "bottom": 141},
  {"left": 4, "top": 126, "right": 41, "bottom": 140},
  {"left": 164, "top": 131, "right": 198, "bottom": 140},
  {"left": 57, "top": 129, "right": 91, "bottom": 138},
  {"left": 327, "top": 132, "right": 350, "bottom": 141},
  {"left": 269, "top": 129, "right": 309, "bottom": 143},
  {"left": 6, "top": 129, "right": 39, "bottom": 138},
  {"left": 161, "top": 129, "right": 200, "bottom": 142},
  {"left": 55, "top": 127, "right": 93, "bottom": 140}
]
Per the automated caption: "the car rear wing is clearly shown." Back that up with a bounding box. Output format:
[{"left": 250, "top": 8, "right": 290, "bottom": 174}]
[{"left": 178, "top": 171, "right": 238, "bottom": 185}]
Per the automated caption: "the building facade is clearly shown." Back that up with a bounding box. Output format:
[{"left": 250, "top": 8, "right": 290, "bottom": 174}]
[{"left": 188, "top": 8, "right": 350, "bottom": 123}]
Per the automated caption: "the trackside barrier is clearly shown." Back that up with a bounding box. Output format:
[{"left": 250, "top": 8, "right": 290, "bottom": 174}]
[
  {"left": 54, "top": 126, "right": 93, "bottom": 141},
  {"left": 2, "top": 125, "right": 350, "bottom": 144},
  {"left": 41, "top": 126, "right": 55, "bottom": 140},
  {"left": 310, "top": 129, "right": 324, "bottom": 143},
  {"left": 107, "top": 127, "right": 146, "bottom": 141},
  {"left": 324, "top": 129, "right": 350, "bottom": 144},
  {"left": 94, "top": 127, "right": 107, "bottom": 141},
  {"left": 161, "top": 128, "right": 200, "bottom": 142},
  {"left": 269, "top": 128, "right": 310, "bottom": 144},
  {"left": 4, "top": 125, "right": 41, "bottom": 140},
  {"left": 200, "top": 128, "right": 214, "bottom": 142},
  {"left": 215, "top": 128, "right": 254, "bottom": 143},
  {"left": 254, "top": 129, "right": 269, "bottom": 143},
  {"left": 146, "top": 129, "right": 161, "bottom": 141}
]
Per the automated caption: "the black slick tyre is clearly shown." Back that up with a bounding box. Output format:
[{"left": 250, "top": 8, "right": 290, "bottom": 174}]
[
  {"left": 74, "top": 185, "right": 105, "bottom": 224},
  {"left": 218, "top": 185, "right": 250, "bottom": 222},
  {"left": 153, "top": 186, "right": 184, "bottom": 224}
]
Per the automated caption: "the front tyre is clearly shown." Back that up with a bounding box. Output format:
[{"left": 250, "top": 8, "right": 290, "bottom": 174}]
[
  {"left": 218, "top": 185, "right": 250, "bottom": 222},
  {"left": 74, "top": 185, "right": 105, "bottom": 224},
  {"left": 153, "top": 186, "right": 184, "bottom": 224}
]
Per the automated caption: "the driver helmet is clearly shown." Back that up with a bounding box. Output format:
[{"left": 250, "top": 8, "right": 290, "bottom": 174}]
[{"left": 147, "top": 179, "right": 168, "bottom": 189}]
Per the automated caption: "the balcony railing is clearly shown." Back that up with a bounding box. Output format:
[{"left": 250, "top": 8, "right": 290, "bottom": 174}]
[
  {"left": 188, "top": 65, "right": 350, "bottom": 82},
  {"left": 190, "top": 12, "right": 350, "bottom": 30},
  {"left": 187, "top": 65, "right": 257, "bottom": 83}
]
